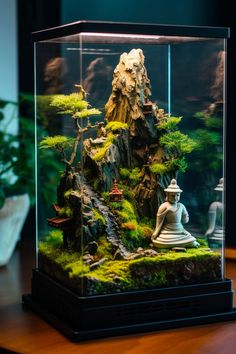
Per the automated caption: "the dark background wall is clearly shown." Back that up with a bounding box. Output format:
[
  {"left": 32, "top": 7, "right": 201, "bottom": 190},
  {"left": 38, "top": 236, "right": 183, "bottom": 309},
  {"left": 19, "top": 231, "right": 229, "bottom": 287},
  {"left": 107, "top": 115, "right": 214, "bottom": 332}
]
[{"left": 18, "top": 0, "right": 236, "bottom": 246}]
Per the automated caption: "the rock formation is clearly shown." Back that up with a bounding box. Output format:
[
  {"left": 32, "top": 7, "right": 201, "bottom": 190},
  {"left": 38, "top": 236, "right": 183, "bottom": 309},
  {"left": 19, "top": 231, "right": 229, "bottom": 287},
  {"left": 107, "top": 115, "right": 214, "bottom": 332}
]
[
  {"left": 105, "top": 49, "right": 155, "bottom": 136},
  {"left": 83, "top": 48, "right": 177, "bottom": 218}
]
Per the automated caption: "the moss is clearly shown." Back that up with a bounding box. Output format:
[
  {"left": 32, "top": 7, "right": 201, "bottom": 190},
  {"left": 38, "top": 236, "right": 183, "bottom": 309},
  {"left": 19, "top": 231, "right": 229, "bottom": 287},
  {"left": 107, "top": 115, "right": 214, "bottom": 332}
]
[
  {"left": 87, "top": 247, "right": 221, "bottom": 293},
  {"left": 138, "top": 225, "right": 153, "bottom": 238},
  {"left": 92, "top": 132, "right": 116, "bottom": 162},
  {"left": 118, "top": 199, "right": 136, "bottom": 222},
  {"left": 119, "top": 167, "right": 142, "bottom": 186},
  {"left": 149, "top": 163, "right": 168, "bottom": 175},
  {"left": 64, "top": 188, "right": 73, "bottom": 198},
  {"left": 121, "top": 199, "right": 136, "bottom": 217},
  {"left": 44, "top": 230, "right": 63, "bottom": 247},
  {"left": 106, "top": 121, "right": 128, "bottom": 131},
  {"left": 92, "top": 145, "right": 111, "bottom": 162},
  {"left": 118, "top": 210, "right": 131, "bottom": 222},
  {"left": 58, "top": 206, "right": 73, "bottom": 217},
  {"left": 38, "top": 242, "right": 82, "bottom": 281},
  {"left": 119, "top": 168, "right": 130, "bottom": 179},
  {"left": 96, "top": 236, "right": 113, "bottom": 259},
  {"left": 118, "top": 183, "right": 135, "bottom": 201},
  {"left": 121, "top": 223, "right": 152, "bottom": 250},
  {"left": 38, "top": 241, "right": 221, "bottom": 296},
  {"left": 113, "top": 198, "right": 153, "bottom": 250},
  {"left": 92, "top": 208, "right": 106, "bottom": 225},
  {"left": 110, "top": 201, "right": 121, "bottom": 209},
  {"left": 65, "top": 260, "right": 90, "bottom": 277},
  {"left": 129, "top": 167, "right": 142, "bottom": 185},
  {"left": 101, "top": 191, "right": 109, "bottom": 202},
  {"left": 87, "top": 260, "right": 131, "bottom": 284},
  {"left": 157, "top": 116, "right": 182, "bottom": 131},
  {"left": 141, "top": 216, "right": 155, "bottom": 229},
  {"left": 197, "top": 238, "right": 208, "bottom": 247}
]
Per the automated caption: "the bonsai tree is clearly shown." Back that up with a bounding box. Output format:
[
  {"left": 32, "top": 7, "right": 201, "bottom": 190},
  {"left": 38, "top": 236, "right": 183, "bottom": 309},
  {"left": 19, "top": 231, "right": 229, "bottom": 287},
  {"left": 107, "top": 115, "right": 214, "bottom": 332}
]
[
  {"left": 39, "top": 85, "right": 102, "bottom": 210},
  {"left": 40, "top": 86, "right": 102, "bottom": 170}
]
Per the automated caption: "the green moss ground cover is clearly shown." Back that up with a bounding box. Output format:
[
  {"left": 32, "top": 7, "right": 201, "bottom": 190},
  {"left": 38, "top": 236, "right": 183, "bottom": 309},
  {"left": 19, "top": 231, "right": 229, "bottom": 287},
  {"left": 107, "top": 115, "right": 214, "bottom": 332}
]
[{"left": 39, "top": 234, "right": 221, "bottom": 296}]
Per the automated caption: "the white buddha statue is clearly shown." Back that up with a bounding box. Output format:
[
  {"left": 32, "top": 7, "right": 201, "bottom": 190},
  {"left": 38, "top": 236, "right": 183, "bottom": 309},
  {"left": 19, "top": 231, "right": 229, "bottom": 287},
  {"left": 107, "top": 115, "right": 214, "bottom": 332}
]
[
  {"left": 205, "top": 178, "right": 223, "bottom": 247},
  {"left": 152, "top": 179, "right": 199, "bottom": 248}
]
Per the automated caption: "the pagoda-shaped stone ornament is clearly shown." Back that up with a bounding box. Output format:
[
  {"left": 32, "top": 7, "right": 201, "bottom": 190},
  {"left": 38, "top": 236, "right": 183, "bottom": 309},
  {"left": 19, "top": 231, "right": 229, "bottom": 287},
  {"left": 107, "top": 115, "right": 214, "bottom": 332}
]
[{"left": 109, "top": 180, "right": 123, "bottom": 202}]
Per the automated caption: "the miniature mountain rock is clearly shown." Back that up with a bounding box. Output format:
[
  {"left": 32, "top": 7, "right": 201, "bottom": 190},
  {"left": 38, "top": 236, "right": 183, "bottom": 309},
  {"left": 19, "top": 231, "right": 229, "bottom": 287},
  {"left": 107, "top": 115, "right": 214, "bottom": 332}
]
[
  {"left": 105, "top": 48, "right": 156, "bottom": 137},
  {"left": 83, "top": 48, "right": 196, "bottom": 221}
]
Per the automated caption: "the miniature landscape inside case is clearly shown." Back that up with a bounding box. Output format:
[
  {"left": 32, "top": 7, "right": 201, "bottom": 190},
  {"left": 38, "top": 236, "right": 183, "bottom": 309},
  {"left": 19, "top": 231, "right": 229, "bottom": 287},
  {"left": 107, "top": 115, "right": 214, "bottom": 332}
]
[{"left": 36, "top": 34, "right": 225, "bottom": 297}]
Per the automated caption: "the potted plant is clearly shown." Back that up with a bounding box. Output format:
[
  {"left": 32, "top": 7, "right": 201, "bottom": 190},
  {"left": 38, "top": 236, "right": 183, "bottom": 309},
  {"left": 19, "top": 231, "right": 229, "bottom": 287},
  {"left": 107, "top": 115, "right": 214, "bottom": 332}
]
[{"left": 0, "top": 96, "right": 35, "bottom": 266}]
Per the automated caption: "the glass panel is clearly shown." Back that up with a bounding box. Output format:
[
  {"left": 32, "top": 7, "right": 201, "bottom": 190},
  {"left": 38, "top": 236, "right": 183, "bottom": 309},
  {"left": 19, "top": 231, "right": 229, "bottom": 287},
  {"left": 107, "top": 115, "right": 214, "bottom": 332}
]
[
  {"left": 35, "top": 40, "right": 85, "bottom": 293},
  {"left": 170, "top": 38, "right": 225, "bottom": 265},
  {"left": 36, "top": 32, "right": 225, "bottom": 297}
]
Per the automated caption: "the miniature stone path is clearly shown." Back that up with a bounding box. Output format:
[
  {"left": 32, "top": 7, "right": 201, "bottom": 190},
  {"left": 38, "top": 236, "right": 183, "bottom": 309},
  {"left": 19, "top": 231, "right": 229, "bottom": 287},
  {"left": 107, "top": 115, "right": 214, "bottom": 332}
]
[{"left": 75, "top": 175, "right": 131, "bottom": 259}]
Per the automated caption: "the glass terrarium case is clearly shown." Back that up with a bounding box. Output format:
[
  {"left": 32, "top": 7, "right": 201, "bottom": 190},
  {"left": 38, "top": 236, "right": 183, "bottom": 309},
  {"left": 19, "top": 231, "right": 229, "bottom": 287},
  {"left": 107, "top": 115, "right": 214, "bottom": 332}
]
[{"left": 23, "top": 21, "right": 236, "bottom": 340}]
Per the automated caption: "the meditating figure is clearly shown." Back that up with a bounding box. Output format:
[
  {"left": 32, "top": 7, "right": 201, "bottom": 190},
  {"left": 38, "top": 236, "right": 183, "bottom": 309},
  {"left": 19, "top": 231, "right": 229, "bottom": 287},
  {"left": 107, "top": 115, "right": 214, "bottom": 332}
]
[
  {"left": 205, "top": 178, "right": 223, "bottom": 247},
  {"left": 152, "top": 179, "right": 199, "bottom": 248}
]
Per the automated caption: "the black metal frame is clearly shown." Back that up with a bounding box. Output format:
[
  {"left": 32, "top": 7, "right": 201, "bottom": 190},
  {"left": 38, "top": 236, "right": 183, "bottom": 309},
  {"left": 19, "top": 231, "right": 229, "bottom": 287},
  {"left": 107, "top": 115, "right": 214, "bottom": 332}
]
[{"left": 32, "top": 20, "right": 230, "bottom": 42}]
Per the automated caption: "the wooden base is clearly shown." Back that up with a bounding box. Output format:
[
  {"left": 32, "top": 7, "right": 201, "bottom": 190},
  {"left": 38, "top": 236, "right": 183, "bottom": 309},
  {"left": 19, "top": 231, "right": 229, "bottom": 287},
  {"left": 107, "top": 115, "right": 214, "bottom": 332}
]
[{"left": 226, "top": 247, "right": 236, "bottom": 260}]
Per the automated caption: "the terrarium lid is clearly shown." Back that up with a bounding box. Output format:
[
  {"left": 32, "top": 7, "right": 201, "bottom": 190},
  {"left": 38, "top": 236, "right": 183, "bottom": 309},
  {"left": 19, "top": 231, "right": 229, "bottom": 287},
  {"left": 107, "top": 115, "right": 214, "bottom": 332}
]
[
  {"left": 32, "top": 20, "right": 230, "bottom": 43},
  {"left": 215, "top": 178, "right": 223, "bottom": 191},
  {"left": 164, "top": 179, "right": 183, "bottom": 193}
]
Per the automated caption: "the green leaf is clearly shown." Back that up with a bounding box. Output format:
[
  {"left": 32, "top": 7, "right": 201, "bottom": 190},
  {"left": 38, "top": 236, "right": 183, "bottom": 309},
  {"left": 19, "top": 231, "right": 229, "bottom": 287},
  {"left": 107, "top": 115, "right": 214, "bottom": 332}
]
[
  {"left": 160, "top": 131, "right": 197, "bottom": 154},
  {"left": 39, "top": 135, "right": 74, "bottom": 149},
  {"left": 106, "top": 121, "right": 128, "bottom": 131},
  {"left": 73, "top": 108, "right": 102, "bottom": 119},
  {"left": 165, "top": 158, "right": 188, "bottom": 172},
  {"left": 50, "top": 93, "right": 89, "bottom": 115},
  {"left": 157, "top": 116, "right": 182, "bottom": 131},
  {"left": 149, "top": 163, "right": 168, "bottom": 175}
]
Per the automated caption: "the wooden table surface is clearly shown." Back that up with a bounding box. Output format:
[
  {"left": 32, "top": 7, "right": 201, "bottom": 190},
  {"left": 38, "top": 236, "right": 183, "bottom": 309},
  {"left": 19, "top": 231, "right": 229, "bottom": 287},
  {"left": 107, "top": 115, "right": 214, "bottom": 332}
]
[{"left": 1, "top": 235, "right": 236, "bottom": 354}]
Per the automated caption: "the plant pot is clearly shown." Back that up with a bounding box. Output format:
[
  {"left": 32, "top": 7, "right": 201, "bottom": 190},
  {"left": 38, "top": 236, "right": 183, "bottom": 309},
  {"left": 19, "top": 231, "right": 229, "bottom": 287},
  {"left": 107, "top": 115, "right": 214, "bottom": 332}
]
[{"left": 0, "top": 193, "right": 30, "bottom": 266}]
